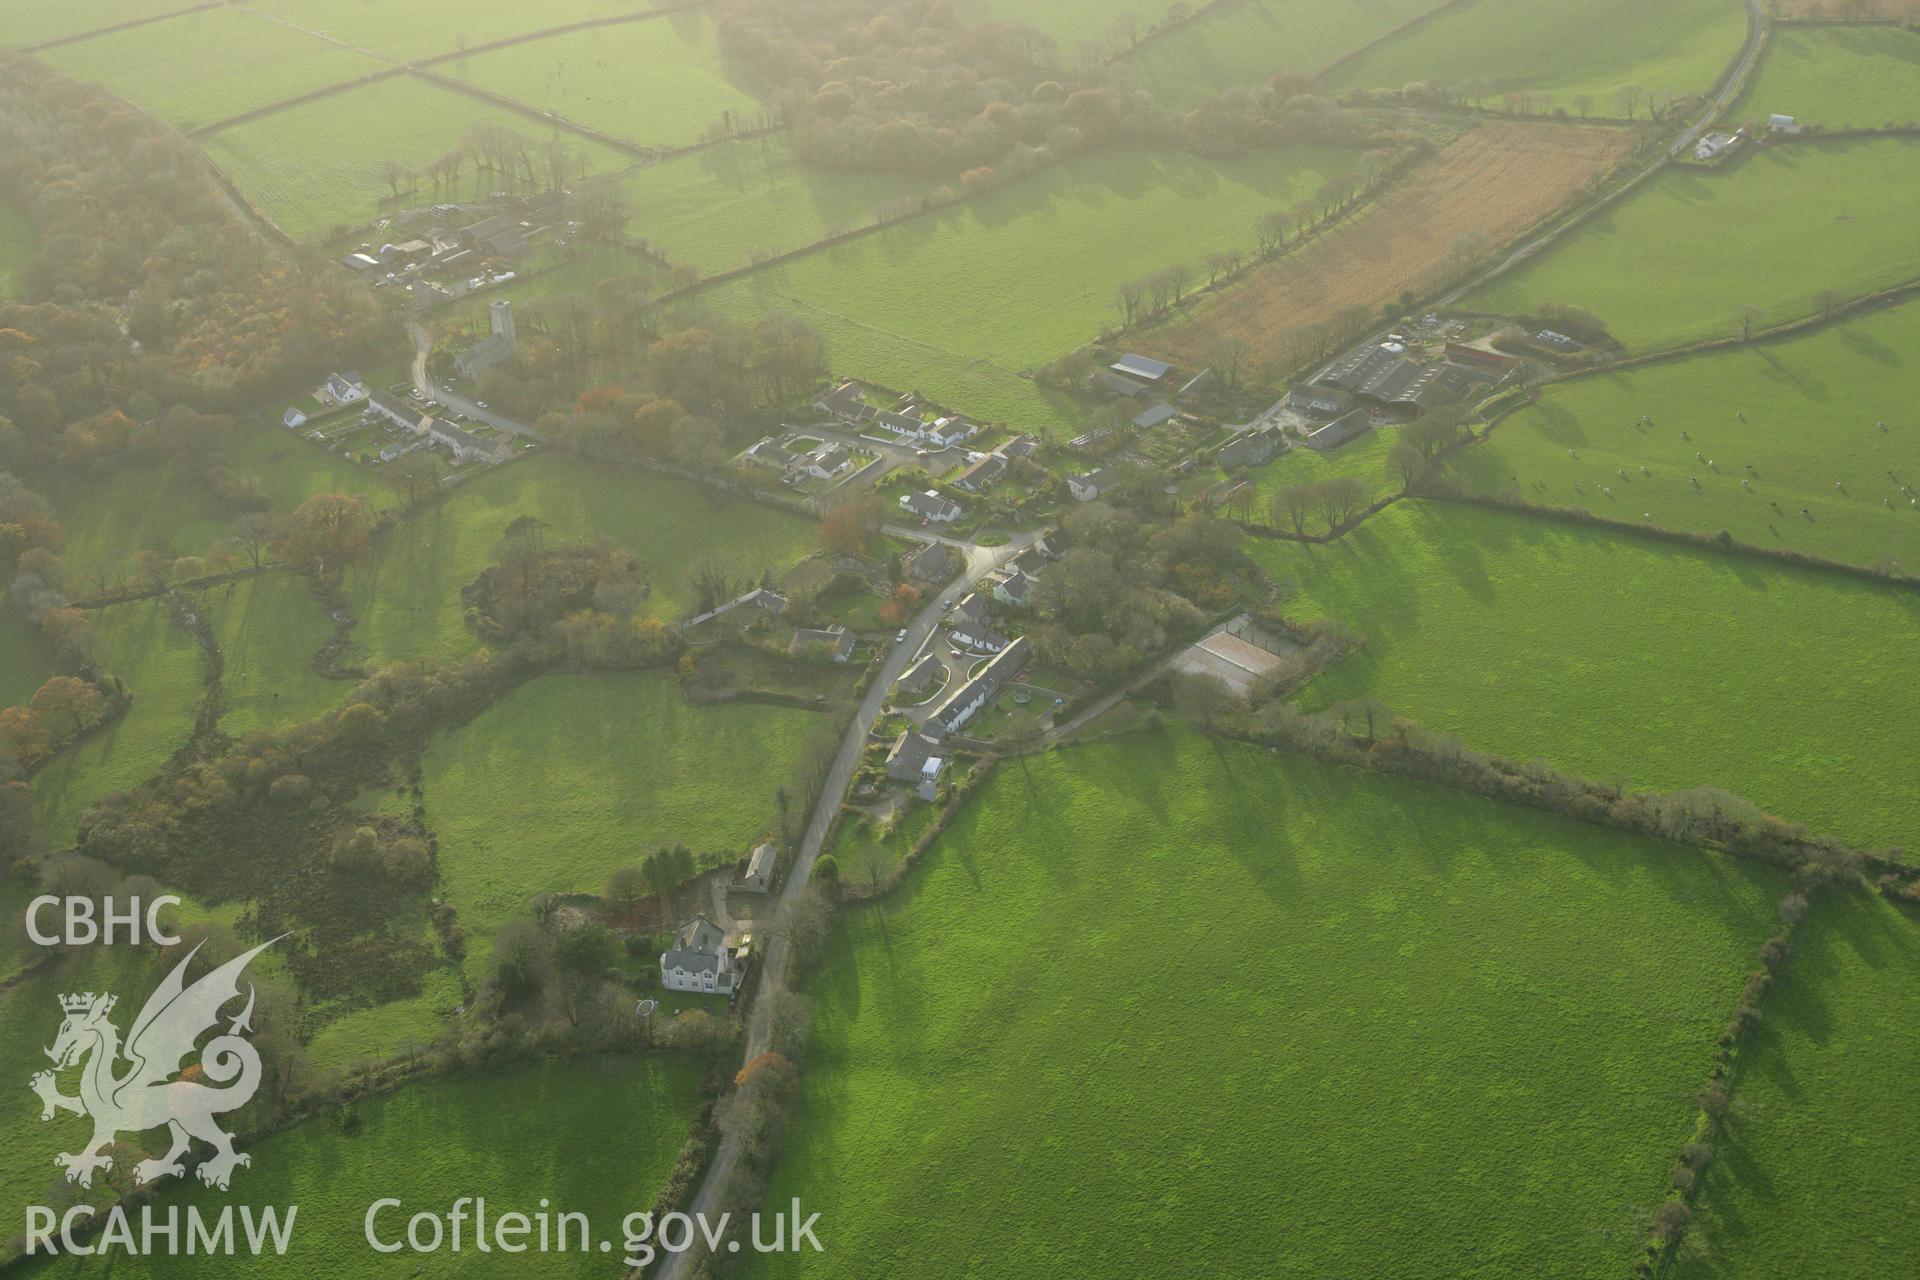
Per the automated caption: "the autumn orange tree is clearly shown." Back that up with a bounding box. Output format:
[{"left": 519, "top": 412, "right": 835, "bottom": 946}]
[
  {"left": 818, "top": 497, "right": 880, "bottom": 556},
  {"left": 272, "top": 494, "right": 377, "bottom": 571}
]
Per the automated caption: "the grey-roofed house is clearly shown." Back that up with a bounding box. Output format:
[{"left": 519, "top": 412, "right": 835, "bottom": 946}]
[
  {"left": 992, "top": 570, "right": 1031, "bottom": 608},
  {"left": 420, "top": 416, "right": 507, "bottom": 464},
  {"left": 735, "top": 841, "right": 778, "bottom": 895},
  {"left": 896, "top": 653, "right": 943, "bottom": 698},
  {"left": 745, "top": 437, "right": 798, "bottom": 470},
  {"left": 817, "top": 380, "right": 867, "bottom": 418},
  {"left": 660, "top": 915, "right": 742, "bottom": 994},
  {"left": 951, "top": 620, "right": 1010, "bottom": 653},
  {"left": 884, "top": 731, "right": 949, "bottom": 800},
  {"left": 950, "top": 591, "right": 989, "bottom": 629},
  {"left": 999, "top": 433, "right": 1038, "bottom": 459},
  {"left": 803, "top": 443, "right": 854, "bottom": 480},
  {"left": 282, "top": 407, "right": 308, "bottom": 430},
  {"left": 324, "top": 372, "right": 368, "bottom": 404},
  {"left": 928, "top": 635, "right": 1030, "bottom": 734},
  {"left": 1218, "top": 425, "right": 1284, "bottom": 470},
  {"left": 367, "top": 388, "right": 425, "bottom": 430},
  {"left": 953, "top": 452, "right": 1006, "bottom": 493},
  {"left": 1068, "top": 468, "right": 1117, "bottom": 502},
  {"left": 1008, "top": 545, "right": 1049, "bottom": 577},
  {"left": 1288, "top": 384, "right": 1353, "bottom": 420},
  {"left": 905, "top": 541, "right": 957, "bottom": 582},
  {"left": 789, "top": 625, "right": 854, "bottom": 662},
  {"left": 900, "top": 489, "right": 962, "bottom": 523}
]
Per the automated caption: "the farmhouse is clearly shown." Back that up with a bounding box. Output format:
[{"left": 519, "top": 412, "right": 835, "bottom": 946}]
[
  {"left": 928, "top": 635, "right": 1031, "bottom": 734},
  {"left": 953, "top": 452, "right": 1007, "bottom": 492},
  {"left": 1288, "top": 384, "right": 1353, "bottom": 420},
  {"left": 735, "top": 841, "right": 778, "bottom": 895},
  {"left": 1695, "top": 131, "right": 1742, "bottom": 161},
  {"left": 1068, "top": 468, "right": 1117, "bottom": 502},
  {"left": 1218, "top": 425, "right": 1284, "bottom": 470},
  {"left": 790, "top": 625, "right": 855, "bottom": 662},
  {"left": 455, "top": 300, "right": 518, "bottom": 380},
  {"left": 884, "top": 731, "right": 949, "bottom": 800},
  {"left": 660, "top": 915, "right": 743, "bottom": 995},
  {"left": 901, "top": 489, "right": 963, "bottom": 523},
  {"left": 323, "top": 372, "right": 368, "bottom": 405}
]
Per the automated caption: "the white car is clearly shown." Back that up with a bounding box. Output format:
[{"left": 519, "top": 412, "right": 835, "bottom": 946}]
[
  {"left": 476, "top": 401, "right": 489, "bottom": 410},
  {"left": 896, "top": 630, "right": 908, "bottom": 643}
]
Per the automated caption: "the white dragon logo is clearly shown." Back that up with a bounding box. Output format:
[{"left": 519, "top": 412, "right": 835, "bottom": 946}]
[{"left": 29, "top": 938, "right": 280, "bottom": 1191}]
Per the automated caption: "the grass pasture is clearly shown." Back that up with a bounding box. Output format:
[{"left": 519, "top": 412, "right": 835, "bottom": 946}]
[
  {"left": 341, "top": 454, "right": 815, "bottom": 667},
  {"left": 620, "top": 136, "right": 932, "bottom": 273},
  {"left": 419, "top": 671, "right": 824, "bottom": 971},
  {"left": 1460, "top": 137, "right": 1920, "bottom": 352},
  {"left": 0, "top": 606, "right": 56, "bottom": 711},
  {"left": 959, "top": 0, "right": 1151, "bottom": 45},
  {"left": 38, "top": 8, "right": 385, "bottom": 132},
  {"left": 246, "top": 0, "right": 665, "bottom": 62},
  {"left": 1150, "top": 122, "right": 1636, "bottom": 380},
  {"left": 1675, "top": 892, "right": 1920, "bottom": 1280},
  {"left": 749, "top": 729, "right": 1789, "bottom": 1279},
  {"left": 200, "top": 76, "right": 635, "bottom": 241},
  {"left": 1249, "top": 501, "right": 1920, "bottom": 855},
  {"left": 1453, "top": 296, "right": 1920, "bottom": 570},
  {"left": 0, "top": 0, "right": 196, "bottom": 50},
  {"left": 1325, "top": 0, "right": 1746, "bottom": 114},
  {"left": 202, "top": 573, "right": 349, "bottom": 740},
  {"left": 1727, "top": 23, "right": 1920, "bottom": 130},
  {"left": 18, "top": 1057, "right": 701, "bottom": 1279},
  {"left": 444, "top": 11, "right": 762, "bottom": 149},
  {"left": 1125, "top": 0, "right": 1434, "bottom": 108},
  {"left": 31, "top": 598, "right": 204, "bottom": 845}
]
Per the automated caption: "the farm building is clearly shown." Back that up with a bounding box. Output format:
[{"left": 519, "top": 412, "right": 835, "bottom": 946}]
[
  {"left": 1133, "top": 402, "right": 1178, "bottom": 430},
  {"left": 1695, "top": 131, "right": 1742, "bottom": 161},
  {"left": 735, "top": 842, "right": 778, "bottom": 895},
  {"left": 928, "top": 635, "right": 1031, "bottom": 734},
  {"left": 1303, "top": 409, "right": 1372, "bottom": 453},
  {"left": 1768, "top": 114, "right": 1801, "bottom": 135},
  {"left": 660, "top": 916, "right": 743, "bottom": 994},
  {"left": 901, "top": 489, "right": 962, "bottom": 523},
  {"left": 1111, "top": 353, "right": 1174, "bottom": 385},
  {"left": 1218, "top": 425, "right": 1284, "bottom": 470}
]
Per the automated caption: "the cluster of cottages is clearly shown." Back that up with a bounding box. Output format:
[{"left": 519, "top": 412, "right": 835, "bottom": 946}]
[
  {"left": 284, "top": 369, "right": 509, "bottom": 466},
  {"left": 742, "top": 432, "right": 860, "bottom": 486},
  {"left": 815, "top": 381, "right": 981, "bottom": 452},
  {"left": 1695, "top": 114, "right": 1799, "bottom": 162}
]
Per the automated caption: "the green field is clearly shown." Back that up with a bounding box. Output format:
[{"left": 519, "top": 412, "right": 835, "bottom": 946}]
[
  {"left": 1326, "top": 0, "right": 1745, "bottom": 114},
  {"left": 697, "top": 144, "right": 1361, "bottom": 430},
  {"left": 31, "top": 598, "right": 204, "bottom": 845},
  {"left": 342, "top": 454, "right": 815, "bottom": 667},
  {"left": 202, "top": 573, "right": 350, "bottom": 740},
  {"left": 1675, "top": 892, "right": 1920, "bottom": 1280},
  {"left": 1461, "top": 137, "right": 1920, "bottom": 352},
  {"left": 621, "top": 136, "right": 931, "bottom": 273},
  {"left": 1248, "top": 424, "right": 1400, "bottom": 508},
  {"left": 1453, "top": 297, "right": 1920, "bottom": 570},
  {"left": 39, "top": 9, "right": 384, "bottom": 132},
  {"left": 1126, "top": 0, "right": 1434, "bottom": 108},
  {"left": 247, "top": 0, "right": 664, "bottom": 62},
  {"left": 0, "top": 606, "right": 57, "bottom": 711},
  {"left": 439, "top": 245, "right": 668, "bottom": 332},
  {"left": 1250, "top": 501, "right": 1920, "bottom": 854},
  {"left": 446, "top": 11, "right": 762, "bottom": 149},
  {"left": 419, "top": 671, "right": 822, "bottom": 971},
  {"left": 0, "top": 195, "right": 35, "bottom": 298},
  {"left": 20, "top": 1056, "right": 701, "bottom": 1278},
  {"left": 960, "top": 0, "right": 1151, "bottom": 45},
  {"left": 749, "top": 729, "right": 1788, "bottom": 1278},
  {"left": 1727, "top": 23, "right": 1920, "bottom": 131},
  {"left": 200, "top": 76, "right": 635, "bottom": 241},
  {"left": 0, "top": 0, "right": 192, "bottom": 50}
]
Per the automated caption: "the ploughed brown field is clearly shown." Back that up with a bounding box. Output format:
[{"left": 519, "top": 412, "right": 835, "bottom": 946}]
[{"left": 1143, "top": 121, "right": 1636, "bottom": 380}]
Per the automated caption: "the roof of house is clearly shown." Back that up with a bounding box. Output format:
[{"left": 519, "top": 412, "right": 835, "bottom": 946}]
[
  {"left": 1133, "top": 402, "right": 1177, "bottom": 430},
  {"left": 819, "top": 381, "right": 866, "bottom": 416},
  {"left": 1112, "top": 354, "right": 1172, "bottom": 381},
  {"left": 884, "top": 730, "right": 939, "bottom": 780},
  {"left": 1071, "top": 467, "right": 1117, "bottom": 493},
  {"left": 955, "top": 453, "right": 1006, "bottom": 490},
  {"left": 1218, "top": 426, "right": 1282, "bottom": 469},
  {"left": 425, "top": 417, "right": 493, "bottom": 456},
  {"left": 999, "top": 433, "right": 1038, "bottom": 459},
  {"left": 901, "top": 489, "right": 961, "bottom": 520},
  {"left": 811, "top": 443, "right": 853, "bottom": 471},
  {"left": 952, "top": 622, "right": 1010, "bottom": 651},
  {"left": 1008, "top": 545, "right": 1049, "bottom": 577},
  {"left": 995, "top": 570, "right": 1031, "bottom": 602},
  {"left": 930, "top": 635, "right": 1031, "bottom": 729},
  {"left": 747, "top": 438, "right": 796, "bottom": 467},
  {"left": 744, "top": 842, "right": 777, "bottom": 881},
  {"left": 906, "top": 541, "right": 956, "bottom": 577},
  {"left": 898, "top": 653, "right": 942, "bottom": 691},
  {"left": 951, "top": 591, "right": 988, "bottom": 626},
  {"left": 662, "top": 914, "right": 728, "bottom": 972},
  {"left": 282, "top": 407, "right": 307, "bottom": 427}
]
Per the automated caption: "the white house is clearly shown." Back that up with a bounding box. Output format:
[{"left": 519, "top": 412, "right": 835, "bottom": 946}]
[
  {"left": 950, "top": 620, "right": 1010, "bottom": 653},
  {"left": 323, "top": 372, "right": 368, "bottom": 405},
  {"left": 1768, "top": 113, "right": 1800, "bottom": 135},
  {"left": 901, "top": 489, "right": 962, "bottom": 523},
  {"left": 922, "top": 416, "right": 977, "bottom": 448},
  {"left": 281, "top": 407, "right": 308, "bottom": 430},
  {"left": 992, "top": 570, "right": 1032, "bottom": 608},
  {"left": 928, "top": 636, "right": 1030, "bottom": 734},
  {"left": 1694, "top": 131, "right": 1741, "bottom": 161},
  {"left": 659, "top": 915, "right": 742, "bottom": 994},
  {"left": 801, "top": 443, "right": 854, "bottom": 480},
  {"left": 1068, "top": 468, "right": 1117, "bottom": 502}
]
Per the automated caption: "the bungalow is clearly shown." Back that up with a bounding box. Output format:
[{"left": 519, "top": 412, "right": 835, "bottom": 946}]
[
  {"left": 281, "top": 407, "right": 309, "bottom": 430},
  {"left": 817, "top": 380, "right": 868, "bottom": 419},
  {"left": 999, "top": 433, "right": 1039, "bottom": 460},
  {"left": 735, "top": 841, "right": 778, "bottom": 895},
  {"left": 659, "top": 915, "right": 742, "bottom": 995},
  {"left": 1067, "top": 468, "right": 1117, "bottom": 502},
  {"left": 928, "top": 635, "right": 1031, "bottom": 734},
  {"left": 324, "top": 372, "right": 369, "bottom": 405},
  {"left": 904, "top": 541, "right": 957, "bottom": 583},
  {"left": 789, "top": 625, "right": 855, "bottom": 662},
  {"left": 1111, "top": 353, "right": 1174, "bottom": 385},
  {"left": 896, "top": 652, "right": 943, "bottom": 698},
  {"left": 900, "top": 489, "right": 963, "bottom": 524},
  {"left": 951, "top": 620, "right": 1010, "bottom": 653},
  {"left": 992, "top": 569, "right": 1032, "bottom": 608},
  {"left": 1132, "top": 402, "right": 1178, "bottom": 431},
  {"left": 1303, "top": 408, "right": 1371, "bottom": 453},
  {"left": 1218, "top": 425, "right": 1283, "bottom": 470},
  {"left": 950, "top": 591, "right": 989, "bottom": 630},
  {"left": 802, "top": 443, "right": 854, "bottom": 480},
  {"left": 884, "top": 731, "right": 949, "bottom": 800},
  {"left": 1007, "top": 544, "right": 1050, "bottom": 577},
  {"left": 922, "top": 416, "right": 977, "bottom": 449},
  {"left": 953, "top": 452, "right": 1006, "bottom": 493},
  {"left": 744, "top": 437, "right": 798, "bottom": 471}
]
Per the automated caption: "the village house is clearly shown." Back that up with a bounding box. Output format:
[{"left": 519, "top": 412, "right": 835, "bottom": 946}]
[
  {"left": 790, "top": 625, "right": 855, "bottom": 662},
  {"left": 454, "top": 299, "right": 518, "bottom": 380},
  {"left": 951, "top": 618, "right": 1010, "bottom": 653},
  {"left": 744, "top": 437, "right": 798, "bottom": 471},
  {"left": 901, "top": 489, "right": 963, "bottom": 524},
  {"left": 800, "top": 442, "right": 854, "bottom": 481},
  {"left": 816, "top": 380, "right": 868, "bottom": 419},
  {"left": 1068, "top": 468, "right": 1117, "bottom": 502},
  {"left": 884, "top": 730, "right": 948, "bottom": 800},
  {"left": 324, "top": 372, "right": 368, "bottom": 405},
  {"left": 895, "top": 652, "right": 943, "bottom": 699},
  {"left": 1007, "top": 544, "right": 1050, "bottom": 578},
  {"left": 419, "top": 416, "right": 508, "bottom": 464},
  {"left": 928, "top": 635, "right": 1031, "bottom": 734},
  {"left": 953, "top": 452, "right": 1006, "bottom": 493},
  {"left": 904, "top": 540, "right": 957, "bottom": 583},
  {"left": 992, "top": 569, "right": 1032, "bottom": 608},
  {"left": 999, "top": 433, "right": 1039, "bottom": 460},
  {"left": 660, "top": 916, "right": 743, "bottom": 995},
  {"left": 950, "top": 591, "right": 989, "bottom": 630},
  {"left": 735, "top": 841, "right": 778, "bottom": 895},
  {"left": 281, "top": 407, "right": 308, "bottom": 430}
]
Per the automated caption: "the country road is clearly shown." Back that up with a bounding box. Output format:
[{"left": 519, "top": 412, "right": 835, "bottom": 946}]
[
  {"left": 648, "top": 529, "right": 1034, "bottom": 1280},
  {"left": 407, "top": 321, "right": 541, "bottom": 438}
]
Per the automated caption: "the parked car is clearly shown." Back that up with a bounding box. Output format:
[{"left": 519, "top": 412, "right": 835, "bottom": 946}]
[{"left": 896, "top": 630, "right": 908, "bottom": 643}]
